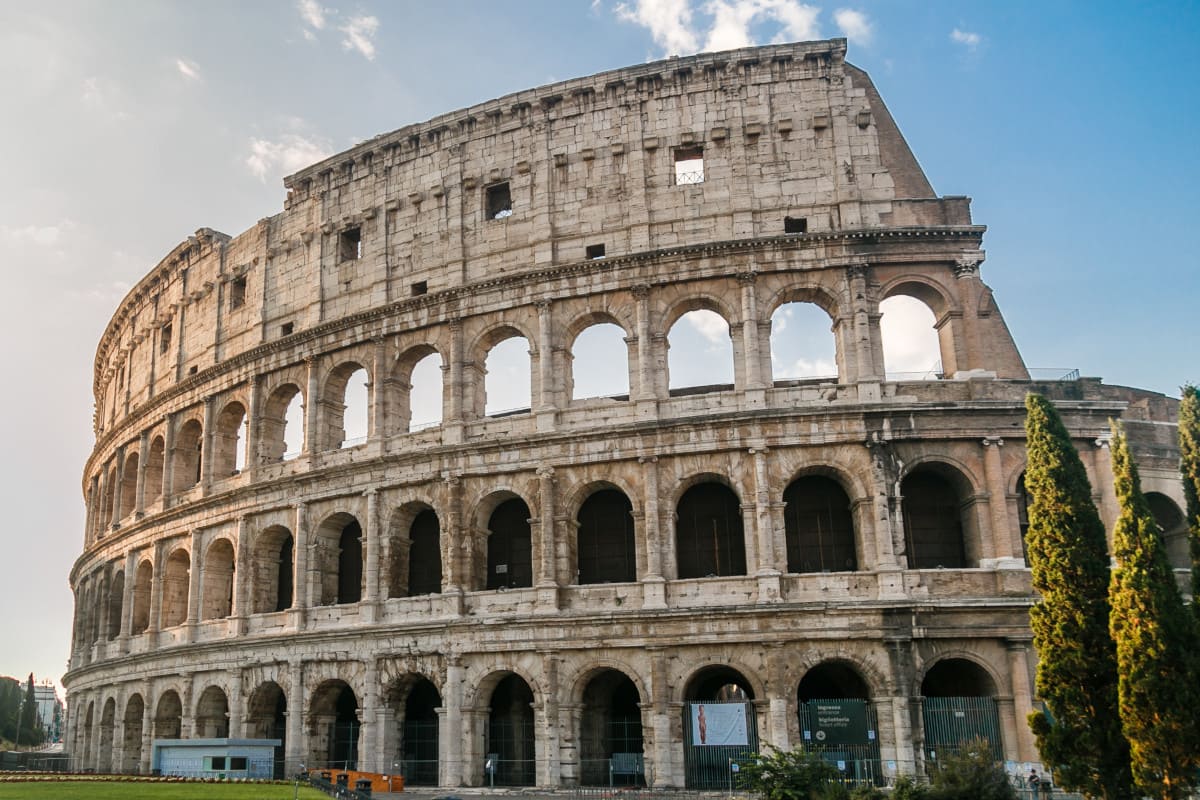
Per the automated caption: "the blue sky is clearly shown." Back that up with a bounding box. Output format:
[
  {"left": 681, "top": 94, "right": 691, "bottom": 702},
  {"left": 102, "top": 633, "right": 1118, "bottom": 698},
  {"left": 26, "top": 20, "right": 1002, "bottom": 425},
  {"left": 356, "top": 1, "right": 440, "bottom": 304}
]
[{"left": 0, "top": 1, "right": 1195, "bottom": 695}]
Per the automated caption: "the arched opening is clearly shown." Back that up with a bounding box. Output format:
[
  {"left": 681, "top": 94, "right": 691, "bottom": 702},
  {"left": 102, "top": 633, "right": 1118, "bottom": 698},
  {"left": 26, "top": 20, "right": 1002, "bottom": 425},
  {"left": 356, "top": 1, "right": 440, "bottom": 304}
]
[
  {"left": 213, "top": 401, "right": 247, "bottom": 478},
  {"left": 577, "top": 488, "right": 636, "bottom": 584},
  {"left": 668, "top": 309, "right": 734, "bottom": 393},
  {"left": 579, "top": 670, "right": 643, "bottom": 786},
  {"left": 409, "top": 352, "right": 444, "bottom": 431},
  {"left": 160, "top": 549, "right": 190, "bottom": 628},
  {"left": 484, "top": 336, "right": 532, "bottom": 416},
  {"left": 769, "top": 302, "right": 838, "bottom": 383},
  {"left": 1147, "top": 492, "right": 1189, "bottom": 570},
  {"left": 260, "top": 384, "right": 304, "bottom": 462},
  {"left": 106, "top": 571, "right": 125, "bottom": 640},
  {"left": 121, "top": 694, "right": 145, "bottom": 773},
  {"left": 103, "top": 466, "right": 116, "bottom": 527},
  {"left": 308, "top": 681, "right": 359, "bottom": 770},
  {"left": 154, "top": 690, "right": 182, "bottom": 740},
  {"left": 172, "top": 419, "right": 204, "bottom": 494},
  {"left": 682, "top": 666, "right": 758, "bottom": 789},
  {"left": 880, "top": 295, "right": 942, "bottom": 380},
  {"left": 920, "top": 659, "right": 1002, "bottom": 762},
  {"left": 322, "top": 363, "right": 369, "bottom": 450},
  {"left": 675, "top": 482, "right": 746, "bottom": 579},
  {"left": 570, "top": 323, "right": 630, "bottom": 401},
  {"left": 81, "top": 702, "right": 94, "bottom": 768},
  {"left": 246, "top": 682, "right": 287, "bottom": 778},
  {"left": 253, "top": 526, "right": 294, "bottom": 614},
  {"left": 1016, "top": 472, "right": 1031, "bottom": 564},
  {"left": 195, "top": 686, "right": 230, "bottom": 738},
  {"left": 201, "top": 539, "right": 235, "bottom": 620},
  {"left": 487, "top": 499, "right": 533, "bottom": 590},
  {"left": 409, "top": 510, "right": 442, "bottom": 596},
  {"left": 385, "top": 676, "right": 442, "bottom": 786},
  {"left": 784, "top": 475, "right": 857, "bottom": 573},
  {"left": 119, "top": 452, "right": 138, "bottom": 518},
  {"left": 314, "top": 514, "right": 363, "bottom": 606},
  {"left": 131, "top": 561, "right": 152, "bottom": 634},
  {"left": 145, "top": 436, "right": 165, "bottom": 504},
  {"left": 98, "top": 698, "right": 115, "bottom": 772},
  {"left": 797, "top": 663, "right": 881, "bottom": 784},
  {"left": 902, "top": 468, "right": 970, "bottom": 569},
  {"left": 486, "top": 674, "right": 535, "bottom": 786}
]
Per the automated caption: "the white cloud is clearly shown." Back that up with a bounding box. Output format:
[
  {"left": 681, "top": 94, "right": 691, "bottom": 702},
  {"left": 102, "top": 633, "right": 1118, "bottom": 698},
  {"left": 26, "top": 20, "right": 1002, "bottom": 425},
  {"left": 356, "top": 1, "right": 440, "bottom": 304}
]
[
  {"left": 298, "top": 0, "right": 328, "bottom": 30},
  {"left": 613, "top": 0, "right": 819, "bottom": 56},
  {"left": 340, "top": 15, "right": 380, "bottom": 60},
  {"left": 683, "top": 309, "right": 730, "bottom": 345},
  {"left": 879, "top": 296, "right": 941, "bottom": 375},
  {"left": 175, "top": 58, "right": 201, "bottom": 82},
  {"left": 833, "top": 8, "right": 870, "bottom": 44},
  {"left": 615, "top": 0, "right": 699, "bottom": 55},
  {"left": 950, "top": 28, "right": 981, "bottom": 50},
  {"left": 0, "top": 221, "right": 72, "bottom": 247},
  {"left": 245, "top": 133, "right": 334, "bottom": 181}
]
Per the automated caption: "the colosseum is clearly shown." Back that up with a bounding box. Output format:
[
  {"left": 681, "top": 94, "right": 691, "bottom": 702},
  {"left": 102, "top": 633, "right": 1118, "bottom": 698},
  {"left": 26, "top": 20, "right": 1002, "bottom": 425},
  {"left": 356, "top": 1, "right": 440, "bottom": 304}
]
[{"left": 65, "top": 38, "right": 1187, "bottom": 787}]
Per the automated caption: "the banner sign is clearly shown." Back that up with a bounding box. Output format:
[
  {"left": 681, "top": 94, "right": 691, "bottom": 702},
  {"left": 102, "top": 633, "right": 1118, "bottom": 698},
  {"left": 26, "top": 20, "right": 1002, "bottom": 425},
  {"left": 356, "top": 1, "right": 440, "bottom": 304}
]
[
  {"left": 803, "top": 700, "right": 869, "bottom": 746},
  {"left": 690, "top": 703, "right": 748, "bottom": 746}
]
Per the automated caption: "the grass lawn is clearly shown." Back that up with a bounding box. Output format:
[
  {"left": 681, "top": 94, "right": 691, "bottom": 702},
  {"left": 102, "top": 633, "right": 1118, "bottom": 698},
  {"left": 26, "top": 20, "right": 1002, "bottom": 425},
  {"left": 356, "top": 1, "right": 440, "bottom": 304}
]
[{"left": 0, "top": 781, "right": 329, "bottom": 799}]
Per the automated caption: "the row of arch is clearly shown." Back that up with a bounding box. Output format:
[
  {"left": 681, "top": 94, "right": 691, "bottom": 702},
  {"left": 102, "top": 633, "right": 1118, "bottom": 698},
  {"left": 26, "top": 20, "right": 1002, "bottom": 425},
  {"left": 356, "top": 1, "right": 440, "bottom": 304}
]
[
  {"left": 87, "top": 283, "right": 953, "bottom": 542},
  {"left": 72, "top": 656, "right": 1005, "bottom": 783},
  {"left": 76, "top": 467, "right": 988, "bottom": 651}
]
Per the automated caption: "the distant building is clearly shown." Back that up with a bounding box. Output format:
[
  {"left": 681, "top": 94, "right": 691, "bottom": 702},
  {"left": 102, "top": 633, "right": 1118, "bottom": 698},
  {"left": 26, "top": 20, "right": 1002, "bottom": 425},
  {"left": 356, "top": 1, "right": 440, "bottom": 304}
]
[{"left": 34, "top": 683, "right": 62, "bottom": 741}]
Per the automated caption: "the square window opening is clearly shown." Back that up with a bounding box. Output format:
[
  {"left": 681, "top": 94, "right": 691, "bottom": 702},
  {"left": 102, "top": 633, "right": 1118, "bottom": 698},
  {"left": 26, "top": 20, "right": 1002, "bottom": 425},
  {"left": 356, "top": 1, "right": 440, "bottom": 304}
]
[
  {"left": 159, "top": 323, "right": 172, "bottom": 355},
  {"left": 784, "top": 216, "right": 808, "bottom": 234},
  {"left": 674, "top": 147, "right": 704, "bottom": 185},
  {"left": 486, "top": 182, "right": 513, "bottom": 220},
  {"left": 188, "top": 365, "right": 198, "bottom": 376},
  {"left": 229, "top": 757, "right": 247, "bottom": 771},
  {"left": 411, "top": 280, "right": 428, "bottom": 296},
  {"left": 280, "top": 322, "right": 295, "bottom": 337},
  {"left": 586, "top": 243, "right": 606, "bottom": 260},
  {"left": 339, "top": 226, "right": 362, "bottom": 262},
  {"left": 229, "top": 276, "right": 247, "bottom": 310}
]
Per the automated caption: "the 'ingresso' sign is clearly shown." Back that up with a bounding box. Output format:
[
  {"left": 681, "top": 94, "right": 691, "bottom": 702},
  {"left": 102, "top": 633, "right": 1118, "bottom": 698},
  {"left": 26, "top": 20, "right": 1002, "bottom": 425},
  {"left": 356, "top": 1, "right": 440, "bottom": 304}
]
[{"left": 802, "top": 700, "right": 870, "bottom": 746}]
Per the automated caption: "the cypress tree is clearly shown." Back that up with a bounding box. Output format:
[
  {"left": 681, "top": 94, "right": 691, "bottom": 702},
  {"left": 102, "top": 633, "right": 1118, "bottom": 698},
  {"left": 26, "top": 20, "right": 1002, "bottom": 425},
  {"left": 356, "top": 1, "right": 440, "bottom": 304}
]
[
  {"left": 1179, "top": 385, "right": 1200, "bottom": 613},
  {"left": 1108, "top": 421, "right": 1200, "bottom": 800},
  {"left": 17, "top": 674, "right": 38, "bottom": 747},
  {"left": 1022, "top": 394, "right": 1132, "bottom": 799}
]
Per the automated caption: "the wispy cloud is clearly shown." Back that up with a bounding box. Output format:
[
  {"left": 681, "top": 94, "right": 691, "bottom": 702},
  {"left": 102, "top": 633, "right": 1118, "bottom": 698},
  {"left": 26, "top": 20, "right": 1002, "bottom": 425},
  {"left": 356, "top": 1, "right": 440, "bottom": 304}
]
[
  {"left": 684, "top": 309, "right": 730, "bottom": 345},
  {"left": 340, "top": 15, "right": 380, "bottom": 60},
  {"left": 298, "top": 0, "right": 328, "bottom": 30},
  {"left": 80, "top": 76, "right": 129, "bottom": 120},
  {"left": 0, "top": 221, "right": 73, "bottom": 247},
  {"left": 833, "top": 8, "right": 870, "bottom": 44},
  {"left": 175, "top": 58, "right": 201, "bottom": 82},
  {"left": 245, "top": 132, "right": 334, "bottom": 181},
  {"left": 613, "top": 0, "right": 821, "bottom": 56},
  {"left": 950, "top": 28, "right": 982, "bottom": 50}
]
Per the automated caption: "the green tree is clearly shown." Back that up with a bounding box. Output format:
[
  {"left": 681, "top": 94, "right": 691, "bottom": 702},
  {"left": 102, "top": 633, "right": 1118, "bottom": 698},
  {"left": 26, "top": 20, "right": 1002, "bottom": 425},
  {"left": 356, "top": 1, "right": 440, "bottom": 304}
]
[
  {"left": 1179, "top": 385, "right": 1200, "bottom": 613},
  {"left": 17, "top": 673, "right": 39, "bottom": 747},
  {"left": 737, "top": 747, "right": 841, "bottom": 800},
  {"left": 926, "top": 738, "right": 1016, "bottom": 800},
  {"left": 1022, "top": 393, "right": 1132, "bottom": 799},
  {"left": 1108, "top": 421, "right": 1200, "bottom": 800}
]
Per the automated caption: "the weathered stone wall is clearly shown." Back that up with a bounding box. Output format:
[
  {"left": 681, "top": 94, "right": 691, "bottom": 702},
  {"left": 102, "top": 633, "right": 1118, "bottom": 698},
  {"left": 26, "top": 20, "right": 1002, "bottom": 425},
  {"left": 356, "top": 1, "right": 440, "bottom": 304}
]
[{"left": 65, "top": 39, "right": 1184, "bottom": 786}]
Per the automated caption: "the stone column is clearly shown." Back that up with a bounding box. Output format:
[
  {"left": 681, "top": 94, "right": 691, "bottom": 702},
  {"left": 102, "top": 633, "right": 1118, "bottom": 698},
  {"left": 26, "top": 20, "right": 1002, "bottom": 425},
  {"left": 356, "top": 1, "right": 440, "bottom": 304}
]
[
  {"left": 161, "top": 414, "right": 177, "bottom": 503},
  {"left": 535, "top": 300, "right": 557, "bottom": 431},
  {"left": 147, "top": 541, "right": 165, "bottom": 646},
  {"left": 119, "top": 551, "right": 137, "bottom": 651},
  {"left": 185, "top": 529, "right": 203, "bottom": 641},
  {"left": 360, "top": 660, "right": 379, "bottom": 772},
  {"left": 1007, "top": 640, "right": 1037, "bottom": 761},
  {"left": 847, "top": 263, "right": 880, "bottom": 385},
  {"left": 766, "top": 646, "right": 790, "bottom": 750},
  {"left": 134, "top": 431, "right": 150, "bottom": 516},
  {"left": 640, "top": 456, "right": 666, "bottom": 608},
  {"left": 370, "top": 337, "right": 388, "bottom": 446},
  {"left": 536, "top": 467, "right": 559, "bottom": 610},
  {"left": 111, "top": 446, "right": 126, "bottom": 526},
  {"left": 739, "top": 273, "right": 765, "bottom": 400},
  {"left": 865, "top": 437, "right": 905, "bottom": 593},
  {"left": 179, "top": 680, "right": 195, "bottom": 740},
  {"left": 442, "top": 657, "right": 465, "bottom": 786},
  {"left": 245, "top": 373, "right": 262, "bottom": 474},
  {"left": 362, "top": 489, "right": 380, "bottom": 623},
  {"left": 1091, "top": 435, "right": 1118, "bottom": 548},
  {"left": 140, "top": 689, "right": 154, "bottom": 773},
  {"left": 290, "top": 502, "right": 309, "bottom": 629},
  {"left": 228, "top": 671, "right": 245, "bottom": 738},
  {"left": 444, "top": 319, "right": 465, "bottom": 442},
  {"left": 538, "top": 652, "right": 561, "bottom": 786},
  {"left": 885, "top": 640, "right": 917, "bottom": 772},
  {"left": 750, "top": 446, "right": 781, "bottom": 602},
  {"left": 304, "top": 356, "right": 320, "bottom": 457},
  {"left": 981, "top": 437, "right": 1019, "bottom": 563},
  {"left": 285, "top": 660, "right": 305, "bottom": 774},
  {"left": 201, "top": 396, "right": 216, "bottom": 493},
  {"left": 442, "top": 474, "right": 464, "bottom": 601},
  {"left": 232, "top": 515, "right": 251, "bottom": 633},
  {"left": 632, "top": 285, "right": 658, "bottom": 409},
  {"left": 647, "top": 648, "right": 674, "bottom": 787}
]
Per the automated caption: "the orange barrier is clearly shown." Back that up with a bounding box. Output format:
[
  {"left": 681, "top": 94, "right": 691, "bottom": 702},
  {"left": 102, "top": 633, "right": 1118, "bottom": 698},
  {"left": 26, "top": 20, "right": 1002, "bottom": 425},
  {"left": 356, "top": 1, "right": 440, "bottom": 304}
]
[{"left": 308, "top": 768, "right": 404, "bottom": 793}]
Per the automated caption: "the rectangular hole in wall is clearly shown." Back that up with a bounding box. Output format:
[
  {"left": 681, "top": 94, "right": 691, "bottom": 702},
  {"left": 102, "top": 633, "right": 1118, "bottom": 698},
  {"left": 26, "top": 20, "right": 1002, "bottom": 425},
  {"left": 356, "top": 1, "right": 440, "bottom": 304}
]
[
  {"left": 784, "top": 216, "right": 808, "bottom": 234},
  {"left": 411, "top": 280, "right": 428, "bottom": 296},
  {"left": 338, "top": 226, "right": 362, "bottom": 261},
  {"left": 280, "top": 322, "right": 294, "bottom": 337},
  {"left": 229, "top": 276, "right": 247, "bottom": 310},
  {"left": 188, "top": 365, "right": 198, "bottom": 376},
  {"left": 486, "top": 181, "right": 512, "bottom": 220},
  {"left": 674, "top": 146, "right": 704, "bottom": 185},
  {"left": 586, "top": 243, "right": 606, "bottom": 260}
]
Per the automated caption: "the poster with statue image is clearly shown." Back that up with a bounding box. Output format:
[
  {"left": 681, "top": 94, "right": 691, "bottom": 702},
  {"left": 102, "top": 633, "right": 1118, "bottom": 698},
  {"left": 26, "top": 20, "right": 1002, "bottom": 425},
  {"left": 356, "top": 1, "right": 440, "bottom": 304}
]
[{"left": 690, "top": 703, "right": 749, "bottom": 746}]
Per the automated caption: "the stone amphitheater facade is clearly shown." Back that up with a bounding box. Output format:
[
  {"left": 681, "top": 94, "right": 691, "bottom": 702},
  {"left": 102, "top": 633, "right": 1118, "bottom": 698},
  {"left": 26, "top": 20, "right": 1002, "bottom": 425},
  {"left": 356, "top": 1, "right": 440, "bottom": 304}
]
[{"left": 65, "top": 39, "right": 1187, "bottom": 787}]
